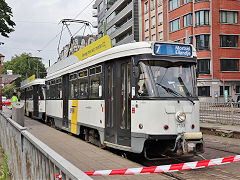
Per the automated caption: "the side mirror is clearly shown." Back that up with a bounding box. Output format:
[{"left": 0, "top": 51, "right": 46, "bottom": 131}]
[{"left": 133, "top": 66, "right": 139, "bottom": 78}]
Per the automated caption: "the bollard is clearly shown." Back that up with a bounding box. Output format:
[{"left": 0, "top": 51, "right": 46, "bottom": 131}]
[{"left": 12, "top": 102, "right": 24, "bottom": 127}]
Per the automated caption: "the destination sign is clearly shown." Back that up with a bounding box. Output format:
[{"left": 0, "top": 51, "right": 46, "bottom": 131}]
[{"left": 154, "top": 43, "right": 192, "bottom": 57}]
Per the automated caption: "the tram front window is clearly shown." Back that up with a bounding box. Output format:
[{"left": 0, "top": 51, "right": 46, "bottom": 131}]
[{"left": 137, "top": 61, "right": 196, "bottom": 98}]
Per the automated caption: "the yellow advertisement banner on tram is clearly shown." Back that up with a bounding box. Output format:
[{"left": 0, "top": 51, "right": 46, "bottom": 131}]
[
  {"left": 73, "top": 35, "right": 112, "bottom": 61},
  {"left": 28, "top": 75, "right": 35, "bottom": 82}
]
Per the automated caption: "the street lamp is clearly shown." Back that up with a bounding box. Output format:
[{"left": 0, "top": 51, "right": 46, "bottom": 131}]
[{"left": 0, "top": 54, "right": 5, "bottom": 111}]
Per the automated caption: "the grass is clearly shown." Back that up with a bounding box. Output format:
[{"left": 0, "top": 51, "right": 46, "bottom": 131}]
[{"left": 0, "top": 147, "right": 10, "bottom": 180}]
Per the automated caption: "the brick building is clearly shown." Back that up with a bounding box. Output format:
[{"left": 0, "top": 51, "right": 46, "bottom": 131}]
[{"left": 140, "top": 0, "right": 240, "bottom": 102}]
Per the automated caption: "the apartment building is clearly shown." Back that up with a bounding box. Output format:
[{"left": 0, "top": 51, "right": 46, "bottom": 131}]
[
  {"left": 57, "top": 35, "right": 96, "bottom": 61},
  {"left": 141, "top": 0, "right": 164, "bottom": 41},
  {"left": 93, "top": 0, "right": 140, "bottom": 46},
  {"left": 141, "top": 0, "right": 240, "bottom": 102}
]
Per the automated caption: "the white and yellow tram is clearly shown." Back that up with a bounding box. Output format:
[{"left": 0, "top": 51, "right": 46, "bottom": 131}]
[
  {"left": 20, "top": 79, "right": 46, "bottom": 120},
  {"left": 45, "top": 41, "right": 204, "bottom": 157}
]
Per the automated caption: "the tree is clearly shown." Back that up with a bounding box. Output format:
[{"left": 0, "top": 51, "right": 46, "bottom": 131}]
[
  {"left": 0, "top": 0, "right": 16, "bottom": 37},
  {"left": 2, "top": 53, "right": 47, "bottom": 87},
  {"left": 2, "top": 82, "right": 15, "bottom": 98}
]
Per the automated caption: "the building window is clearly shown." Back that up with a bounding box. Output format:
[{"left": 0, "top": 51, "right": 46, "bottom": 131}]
[
  {"left": 144, "top": 1, "right": 149, "bottom": 14},
  {"left": 169, "top": 0, "right": 180, "bottom": 11},
  {"left": 151, "top": 0, "right": 155, "bottom": 10},
  {"left": 159, "top": 31, "right": 163, "bottom": 40},
  {"left": 220, "top": 35, "right": 238, "bottom": 48},
  {"left": 183, "top": 36, "right": 193, "bottom": 44},
  {"left": 196, "top": 34, "right": 210, "bottom": 50},
  {"left": 220, "top": 59, "right": 239, "bottom": 72},
  {"left": 220, "top": 86, "right": 230, "bottom": 96},
  {"left": 151, "top": 16, "right": 156, "bottom": 28},
  {"left": 183, "top": 0, "right": 192, "bottom": 4},
  {"left": 195, "top": 10, "right": 209, "bottom": 26},
  {"left": 236, "top": 85, "right": 240, "bottom": 94},
  {"left": 198, "top": 86, "right": 210, "bottom": 97},
  {"left": 220, "top": 11, "right": 238, "bottom": 24},
  {"left": 197, "top": 59, "right": 210, "bottom": 74},
  {"left": 183, "top": 13, "right": 192, "bottom": 27},
  {"left": 158, "top": 0, "right": 163, "bottom": 6},
  {"left": 145, "top": 36, "right": 149, "bottom": 41},
  {"left": 158, "top": 12, "right": 163, "bottom": 25},
  {"left": 145, "top": 19, "right": 149, "bottom": 31},
  {"left": 170, "top": 18, "right": 180, "bottom": 32},
  {"left": 152, "top": 34, "right": 156, "bottom": 41}
]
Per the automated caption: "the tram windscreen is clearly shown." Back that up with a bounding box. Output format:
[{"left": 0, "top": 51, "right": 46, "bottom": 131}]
[{"left": 137, "top": 61, "right": 196, "bottom": 98}]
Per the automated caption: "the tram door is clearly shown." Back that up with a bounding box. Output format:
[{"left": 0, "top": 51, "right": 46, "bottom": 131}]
[
  {"left": 62, "top": 75, "right": 69, "bottom": 128},
  {"left": 33, "top": 85, "right": 39, "bottom": 118},
  {"left": 105, "top": 60, "right": 131, "bottom": 147}
]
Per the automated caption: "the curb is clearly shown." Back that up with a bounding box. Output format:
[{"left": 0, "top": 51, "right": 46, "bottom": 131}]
[{"left": 200, "top": 127, "right": 240, "bottom": 139}]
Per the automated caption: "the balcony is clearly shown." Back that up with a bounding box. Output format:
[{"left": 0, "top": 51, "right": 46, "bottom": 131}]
[
  {"left": 106, "top": 1, "right": 133, "bottom": 29},
  {"left": 110, "top": 18, "right": 133, "bottom": 38},
  {"left": 115, "top": 34, "right": 134, "bottom": 46}
]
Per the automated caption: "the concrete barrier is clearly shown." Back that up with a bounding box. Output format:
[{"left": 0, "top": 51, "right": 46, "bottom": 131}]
[
  {"left": 12, "top": 102, "right": 24, "bottom": 126},
  {"left": 0, "top": 112, "right": 92, "bottom": 180}
]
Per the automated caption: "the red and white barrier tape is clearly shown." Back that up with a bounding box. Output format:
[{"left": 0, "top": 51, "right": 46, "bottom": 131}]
[{"left": 84, "top": 155, "right": 240, "bottom": 176}]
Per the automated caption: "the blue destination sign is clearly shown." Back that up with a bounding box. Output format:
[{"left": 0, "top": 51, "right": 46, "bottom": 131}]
[{"left": 154, "top": 43, "right": 192, "bottom": 57}]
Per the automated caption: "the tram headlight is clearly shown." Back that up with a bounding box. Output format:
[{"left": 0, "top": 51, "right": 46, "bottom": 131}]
[{"left": 176, "top": 112, "right": 186, "bottom": 123}]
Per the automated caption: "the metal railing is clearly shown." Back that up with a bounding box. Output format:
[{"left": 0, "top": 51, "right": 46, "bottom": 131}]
[
  {"left": 200, "top": 102, "right": 240, "bottom": 125},
  {"left": 0, "top": 112, "right": 92, "bottom": 180}
]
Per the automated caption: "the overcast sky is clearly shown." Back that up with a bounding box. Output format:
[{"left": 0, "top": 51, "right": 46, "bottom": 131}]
[{"left": 0, "top": 0, "right": 97, "bottom": 67}]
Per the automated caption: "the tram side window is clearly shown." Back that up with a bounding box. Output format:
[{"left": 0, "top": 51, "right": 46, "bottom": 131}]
[
  {"left": 50, "top": 80, "right": 56, "bottom": 99},
  {"left": 39, "top": 86, "right": 45, "bottom": 100},
  {"left": 78, "top": 70, "right": 88, "bottom": 98},
  {"left": 56, "top": 78, "right": 62, "bottom": 99},
  {"left": 29, "top": 87, "right": 33, "bottom": 99},
  {"left": 46, "top": 81, "right": 51, "bottom": 99},
  {"left": 70, "top": 74, "right": 78, "bottom": 99},
  {"left": 89, "top": 66, "right": 102, "bottom": 98},
  {"left": 20, "top": 90, "right": 25, "bottom": 100},
  {"left": 137, "top": 63, "right": 149, "bottom": 97}
]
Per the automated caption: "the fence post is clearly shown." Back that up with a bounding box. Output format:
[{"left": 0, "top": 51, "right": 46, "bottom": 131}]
[{"left": 231, "top": 102, "right": 233, "bottom": 124}]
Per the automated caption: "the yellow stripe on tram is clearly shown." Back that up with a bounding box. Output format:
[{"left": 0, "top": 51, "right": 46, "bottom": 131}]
[{"left": 71, "top": 100, "right": 78, "bottom": 134}]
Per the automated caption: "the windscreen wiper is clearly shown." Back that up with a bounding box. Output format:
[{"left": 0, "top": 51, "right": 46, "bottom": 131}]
[
  {"left": 178, "top": 76, "right": 191, "bottom": 97},
  {"left": 156, "top": 83, "right": 195, "bottom": 105}
]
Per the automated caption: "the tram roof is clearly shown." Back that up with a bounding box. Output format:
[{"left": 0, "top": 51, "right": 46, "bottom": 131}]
[
  {"left": 20, "top": 79, "right": 45, "bottom": 89},
  {"left": 46, "top": 41, "right": 196, "bottom": 80}
]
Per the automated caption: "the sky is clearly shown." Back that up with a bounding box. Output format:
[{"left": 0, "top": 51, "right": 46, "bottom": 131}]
[{"left": 0, "top": 0, "right": 97, "bottom": 67}]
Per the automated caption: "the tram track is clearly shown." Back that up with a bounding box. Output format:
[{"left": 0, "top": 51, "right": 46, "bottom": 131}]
[{"left": 205, "top": 146, "right": 238, "bottom": 155}]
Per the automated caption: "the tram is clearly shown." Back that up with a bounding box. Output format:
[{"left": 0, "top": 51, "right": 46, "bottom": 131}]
[
  {"left": 20, "top": 79, "right": 46, "bottom": 120},
  {"left": 45, "top": 41, "right": 204, "bottom": 157}
]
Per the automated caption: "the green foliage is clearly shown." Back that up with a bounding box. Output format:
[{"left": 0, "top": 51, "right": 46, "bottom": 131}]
[
  {"left": 0, "top": 147, "right": 10, "bottom": 180},
  {"left": 2, "top": 82, "right": 15, "bottom": 98},
  {"left": 0, "top": 0, "right": 15, "bottom": 38},
  {"left": 2, "top": 53, "right": 47, "bottom": 87}
]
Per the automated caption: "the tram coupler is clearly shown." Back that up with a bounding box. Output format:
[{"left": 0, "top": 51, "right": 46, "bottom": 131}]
[{"left": 182, "top": 132, "right": 204, "bottom": 154}]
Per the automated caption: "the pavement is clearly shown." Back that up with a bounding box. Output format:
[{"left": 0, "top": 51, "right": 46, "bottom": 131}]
[{"left": 200, "top": 122, "right": 240, "bottom": 139}]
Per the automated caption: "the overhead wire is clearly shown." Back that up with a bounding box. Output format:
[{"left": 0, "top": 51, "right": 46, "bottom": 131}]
[{"left": 38, "top": 0, "right": 96, "bottom": 52}]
